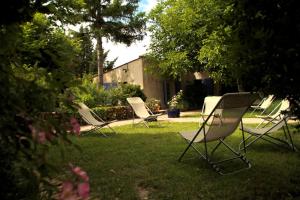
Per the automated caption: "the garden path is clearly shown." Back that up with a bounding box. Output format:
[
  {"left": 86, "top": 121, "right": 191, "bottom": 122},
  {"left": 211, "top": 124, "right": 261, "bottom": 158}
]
[{"left": 80, "top": 110, "right": 299, "bottom": 132}]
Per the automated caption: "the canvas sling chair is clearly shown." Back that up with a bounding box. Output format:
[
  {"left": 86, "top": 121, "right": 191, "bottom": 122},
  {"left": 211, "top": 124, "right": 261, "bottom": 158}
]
[
  {"left": 178, "top": 92, "right": 258, "bottom": 175},
  {"left": 239, "top": 114, "right": 296, "bottom": 152},
  {"left": 250, "top": 94, "right": 274, "bottom": 116},
  {"left": 126, "top": 97, "right": 163, "bottom": 128},
  {"left": 255, "top": 99, "right": 290, "bottom": 128},
  {"left": 77, "top": 102, "right": 117, "bottom": 137},
  {"left": 199, "top": 96, "right": 222, "bottom": 125}
]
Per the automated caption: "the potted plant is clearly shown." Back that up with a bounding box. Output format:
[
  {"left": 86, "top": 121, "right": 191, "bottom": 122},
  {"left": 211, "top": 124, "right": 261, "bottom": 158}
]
[
  {"left": 167, "top": 90, "right": 184, "bottom": 118},
  {"left": 146, "top": 98, "right": 161, "bottom": 114}
]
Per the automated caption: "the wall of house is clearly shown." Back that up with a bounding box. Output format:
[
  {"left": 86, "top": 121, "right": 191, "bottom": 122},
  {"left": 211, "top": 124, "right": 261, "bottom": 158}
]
[
  {"left": 101, "top": 57, "right": 217, "bottom": 109},
  {"left": 103, "top": 57, "right": 173, "bottom": 108},
  {"left": 103, "top": 58, "right": 144, "bottom": 88},
  {"left": 141, "top": 60, "right": 167, "bottom": 107}
]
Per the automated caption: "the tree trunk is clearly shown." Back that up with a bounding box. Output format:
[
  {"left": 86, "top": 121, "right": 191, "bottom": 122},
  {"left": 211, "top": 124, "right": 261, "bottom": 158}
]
[
  {"left": 237, "top": 78, "right": 245, "bottom": 92},
  {"left": 96, "top": 36, "right": 104, "bottom": 88},
  {"left": 213, "top": 81, "right": 221, "bottom": 95}
]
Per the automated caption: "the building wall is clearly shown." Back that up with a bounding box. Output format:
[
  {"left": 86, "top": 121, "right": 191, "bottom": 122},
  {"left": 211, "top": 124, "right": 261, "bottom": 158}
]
[
  {"left": 141, "top": 59, "right": 167, "bottom": 107},
  {"left": 103, "top": 57, "right": 172, "bottom": 108},
  {"left": 103, "top": 58, "right": 144, "bottom": 88},
  {"left": 103, "top": 57, "right": 216, "bottom": 108}
]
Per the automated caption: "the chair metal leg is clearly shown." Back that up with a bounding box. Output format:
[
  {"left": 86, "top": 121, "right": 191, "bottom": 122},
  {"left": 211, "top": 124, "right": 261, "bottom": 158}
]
[
  {"left": 283, "top": 120, "right": 296, "bottom": 151},
  {"left": 242, "top": 129, "right": 297, "bottom": 152},
  {"left": 179, "top": 138, "right": 251, "bottom": 175},
  {"left": 210, "top": 140, "right": 222, "bottom": 157},
  {"left": 178, "top": 139, "right": 194, "bottom": 162},
  {"left": 239, "top": 134, "right": 254, "bottom": 151}
]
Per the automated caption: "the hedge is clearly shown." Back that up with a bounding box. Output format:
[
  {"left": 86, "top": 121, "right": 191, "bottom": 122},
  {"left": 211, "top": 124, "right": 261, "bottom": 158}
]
[{"left": 92, "top": 106, "right": 133, "bottom": 121}]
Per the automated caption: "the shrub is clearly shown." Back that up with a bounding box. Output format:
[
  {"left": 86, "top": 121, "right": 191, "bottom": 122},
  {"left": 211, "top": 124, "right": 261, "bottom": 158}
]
[
  {"left": 120, "top": 84, "right": 146, "bottom": 102},
  {"left": 108, "top": 84, "right": 147, "bottom": 106},
  {"left": 168, "top": 90, "right": 184, "bottom": 110},
  {"left": 92, "top": 106, "right": 133, "bottom": 121},
  {"left": 71, "top": 74, "right": 110, "bottom": 107},
  {"left": 146, "top": 98, "right": 161, "bottom": 113},
  {"left": 72, "top": 76, "right": 147, "bottom": 107}
]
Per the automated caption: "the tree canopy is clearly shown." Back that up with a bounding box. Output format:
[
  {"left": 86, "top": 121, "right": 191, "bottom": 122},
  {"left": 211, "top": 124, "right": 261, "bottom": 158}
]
[
  {"left": 82, "top": 0, "right": 147, "bottom": 86},
  {"left": 147, "top": 0, "right": 300, "bottom": 115}
]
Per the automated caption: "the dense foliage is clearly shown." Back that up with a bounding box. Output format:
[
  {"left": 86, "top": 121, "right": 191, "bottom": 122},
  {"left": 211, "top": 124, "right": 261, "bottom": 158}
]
[
  {"left": 73, "top": 26, "right": 97, "bottom": 76},
  {"left": 71, "top": 75, "right": 146, "bottom": 108},
  {"left": 0, "top": 1, "right": 90, "bottom": 199},
  {"left": 147, "top": 0, "right": 300, "bottom": 117}
]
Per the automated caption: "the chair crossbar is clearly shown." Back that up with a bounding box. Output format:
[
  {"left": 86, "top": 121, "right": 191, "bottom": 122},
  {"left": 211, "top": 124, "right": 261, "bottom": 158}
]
[
  {"left": 178, "top": 93, "right": 257, "bottom": 175},
  {"left": 240, "top": 116, "right": 297, "bottom": 152}
]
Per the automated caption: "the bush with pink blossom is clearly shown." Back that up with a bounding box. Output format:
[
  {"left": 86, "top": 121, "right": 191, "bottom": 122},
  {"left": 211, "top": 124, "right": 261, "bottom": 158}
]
[{"left": 58, "top": 164, "right": 90, "bottom": 200}]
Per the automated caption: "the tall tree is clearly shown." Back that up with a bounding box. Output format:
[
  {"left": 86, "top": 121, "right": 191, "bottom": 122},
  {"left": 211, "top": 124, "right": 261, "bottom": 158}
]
[
  {"left": 103, "top": 50, "right": 118, "bottom": 72},
  {"left": 147, "top": 0, "right": 232, "bottom": 80},
  {"left": 148, "top": 0, "right": 300, "bottom": 117},
  {"left": 74, "top": 26, "right": 95, "bottom": 76},
  {"left": 73, "top": 26, "right": 118, "bottom": 76},
  {"left": 83, "top": 0, "right": 146, "bottom": 87}
]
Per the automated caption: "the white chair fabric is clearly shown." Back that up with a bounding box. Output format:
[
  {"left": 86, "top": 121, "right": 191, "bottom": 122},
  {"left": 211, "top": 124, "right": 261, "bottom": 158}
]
[
  {"left": 201, "top": 96, "right": 222, "bottom": 116},
  {"left": 179, "top": 92, "right": 258, "bottom": 175},
  {"left": 240, "top": 115, "right": 296, "bottom": 151},
  {"left": 256, "top": 99, "right": 290, "bottom": 128},
  {"left": 126, "top": 97, "right": 162, "bottom": 127},
  {"left": 251, "top": 95, "right": 274, "bottom": 115},
  {"left": 77, "top": 102, "right": 116, "bottom": 136}
]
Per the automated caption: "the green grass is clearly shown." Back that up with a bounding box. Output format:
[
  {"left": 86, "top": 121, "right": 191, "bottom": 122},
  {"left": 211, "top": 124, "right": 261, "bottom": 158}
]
[
  {"left": 244, "top": 99, "right": 283, "bottom": 118},
  {"left": 49, "top": 122, "right": 300, "bottom": 200}
]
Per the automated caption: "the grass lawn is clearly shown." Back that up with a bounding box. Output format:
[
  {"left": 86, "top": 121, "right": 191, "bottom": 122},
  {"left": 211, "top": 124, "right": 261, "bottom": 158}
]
[{"left": 50, "top": 122, "right": 300, "bottom": 200}]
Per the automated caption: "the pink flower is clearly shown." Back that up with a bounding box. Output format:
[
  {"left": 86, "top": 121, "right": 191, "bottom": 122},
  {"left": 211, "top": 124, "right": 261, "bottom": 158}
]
[
  {"left": 70, "top": 117, "right": 81, "bottom": 135},
  {"left": 77, "top": 182, "right": 90, "bottom": 199},
  {"left": 62, "top": 181, "right": 74, "bottom": 193},
  {"left": 29, "top": 125, "right": 47, "bottom": 144},
  {"left": 59, "top": 181, "right": 77, "bottom": 200},
  {"left": 59, "top": 164, "right": 91, "bottom": 200},
  {"left": 71, "top": 166, "right": 89, "bottom": 182}
]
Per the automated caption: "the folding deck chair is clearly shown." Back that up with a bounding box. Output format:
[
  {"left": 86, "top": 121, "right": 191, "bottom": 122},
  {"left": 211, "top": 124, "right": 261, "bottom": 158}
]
[
  {"left": 126, "top": 97, "right": 163, "bottom": 127},
  {"left": 255, "top": 99, "right": 290, "bottom": 128},
  {"left": 178, "top": 92, "right": 258, "bottom": 175},
  {"left": 77, "top": 102, "right": 117, "bottom": 137},
  {"left": 240, "top": 114, "right": 296, "bottom": 152},
  {"left": 199, "top": 96, "right": 222, "bottom": 125},
  {"left": 250, "top": 94, "right": 274, "bottom": 116}
]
